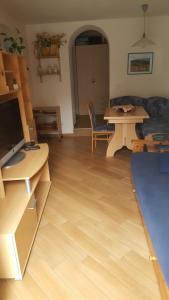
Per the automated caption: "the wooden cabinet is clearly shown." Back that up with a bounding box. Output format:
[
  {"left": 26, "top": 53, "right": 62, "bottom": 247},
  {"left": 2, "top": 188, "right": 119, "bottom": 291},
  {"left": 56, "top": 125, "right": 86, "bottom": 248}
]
[
  {"left": 0, "top": 144, "right": 51, "bottom": 280},
  {"left": 33, "top": 106, "right": 62, "bottom": 140},
  {"left": 0, "top": 51, "right": 42, "bottom": 280},
  {"left": 0, "top": 51, "right": 37, "bottom": 141}
]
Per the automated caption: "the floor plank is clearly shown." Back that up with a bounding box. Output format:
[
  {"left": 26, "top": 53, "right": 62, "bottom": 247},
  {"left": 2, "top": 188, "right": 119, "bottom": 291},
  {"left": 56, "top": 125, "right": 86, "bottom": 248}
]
[{"left": 0, "top": 137, "right": 161, "bottom": 299}]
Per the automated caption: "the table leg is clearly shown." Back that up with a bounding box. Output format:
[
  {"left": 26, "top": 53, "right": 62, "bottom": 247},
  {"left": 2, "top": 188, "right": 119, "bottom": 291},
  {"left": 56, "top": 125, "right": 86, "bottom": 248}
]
[
  {"left": 106, "top": 124, "right": 123, "bottom": 157},
  {"left": 125, "top": 123, "right": 138, "bottom": 150},
  {"left": 106, "top": 123, "right": 138, "bottom": 157}
]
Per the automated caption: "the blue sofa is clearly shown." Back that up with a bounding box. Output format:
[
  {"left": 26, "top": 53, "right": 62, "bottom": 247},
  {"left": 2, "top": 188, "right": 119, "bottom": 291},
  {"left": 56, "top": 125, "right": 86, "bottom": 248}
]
[
  {"left": 110, "top": 96, "right": 169, "bottom": 138},
  {"left": 131, "top": 152, "right": 169, "bottom": 296}
]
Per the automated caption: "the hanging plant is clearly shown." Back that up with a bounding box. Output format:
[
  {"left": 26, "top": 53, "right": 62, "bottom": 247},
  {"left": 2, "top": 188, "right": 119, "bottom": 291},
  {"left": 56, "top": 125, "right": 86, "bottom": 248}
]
[
  {"left": 0, "top": 28, "right": 25, "bottom": 54},
  {"left": 33, "top": 32, "right": 66, "bottom": 58}
]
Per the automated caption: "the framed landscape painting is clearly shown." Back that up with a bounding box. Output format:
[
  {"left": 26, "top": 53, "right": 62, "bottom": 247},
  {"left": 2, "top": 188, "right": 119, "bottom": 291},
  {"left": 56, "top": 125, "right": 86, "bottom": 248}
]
[{"left": 127, "top": 52, "right": 153, "bottom": 75}]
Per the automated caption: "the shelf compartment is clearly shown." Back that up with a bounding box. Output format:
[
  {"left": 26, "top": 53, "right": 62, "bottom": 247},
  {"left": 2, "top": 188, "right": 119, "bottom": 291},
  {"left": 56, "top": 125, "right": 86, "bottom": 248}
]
[
  {"left": 33, "top": 106, "right": 62, "bottom": 139},
  {"left": 15, "top": 200, "right": 38, "bottom": 274},
  {"left": 5, "top": 72, "right": 19, "bottom": 90}
]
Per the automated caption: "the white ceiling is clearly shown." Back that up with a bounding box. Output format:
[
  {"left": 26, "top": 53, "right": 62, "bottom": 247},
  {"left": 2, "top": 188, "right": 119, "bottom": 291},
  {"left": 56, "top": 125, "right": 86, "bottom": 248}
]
[{"left": 1, "top": 0, "right": 169, "bottom": 24}]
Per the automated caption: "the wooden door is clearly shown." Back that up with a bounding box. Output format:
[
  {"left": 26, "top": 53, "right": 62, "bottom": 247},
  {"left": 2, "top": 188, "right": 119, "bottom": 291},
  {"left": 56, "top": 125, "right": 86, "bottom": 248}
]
[{"left": 75, "top": 44, "right": 109, "bottom": 115}]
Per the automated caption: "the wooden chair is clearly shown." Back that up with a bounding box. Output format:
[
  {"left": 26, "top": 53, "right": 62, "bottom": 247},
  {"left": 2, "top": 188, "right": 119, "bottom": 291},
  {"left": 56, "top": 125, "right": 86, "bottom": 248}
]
[{"left": 87, "top": 102, "right": 114, "bottom": 152}]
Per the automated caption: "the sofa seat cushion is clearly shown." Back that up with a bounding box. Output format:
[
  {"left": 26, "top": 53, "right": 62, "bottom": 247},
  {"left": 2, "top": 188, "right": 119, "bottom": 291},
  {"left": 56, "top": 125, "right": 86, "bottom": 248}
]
[
  {"left": 142, "top": 117, "right": 169, "bottom": 137},
  {"left": 131, "top": 152, "right": 169, "bottom": 287}
]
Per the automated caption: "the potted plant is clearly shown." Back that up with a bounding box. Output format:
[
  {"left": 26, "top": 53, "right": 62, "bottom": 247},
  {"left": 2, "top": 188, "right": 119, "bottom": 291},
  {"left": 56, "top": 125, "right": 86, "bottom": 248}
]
[
  {"left": 50, "top": 33, "right": 66, "bottom": 56},
  {"left": 0, "top": 28, "right": 25, "bottom": 54},
  {"left": 33, "top": 32, "right": 51, "bottom": 57},
  {"left": 33, "top": 32, "right": 66, "bottom": 58},
  {"left": 12, "top": 79, "right": 18, "bottom": 90}
]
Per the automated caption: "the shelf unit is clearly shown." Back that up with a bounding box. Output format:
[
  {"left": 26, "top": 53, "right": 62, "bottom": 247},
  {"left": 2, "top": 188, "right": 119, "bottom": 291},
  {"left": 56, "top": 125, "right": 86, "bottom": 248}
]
[
  {"left": 37, "top": 55, "right": 61, "bottom": 82},
  {"left": 0, "top": 144, "right": 51, "bottom": 280},
  {"left": 0, "top": 51, "right": 37, "bottom": 142},
  {"left": 0, "top": 51, "right": 43, "bottom": 280},
  {"left": 33, "top": 106, "right": 62, "bottom": 140}
]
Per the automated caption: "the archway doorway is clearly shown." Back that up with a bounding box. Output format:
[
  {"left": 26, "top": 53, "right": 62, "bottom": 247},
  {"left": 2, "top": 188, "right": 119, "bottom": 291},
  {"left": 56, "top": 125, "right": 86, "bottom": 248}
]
[{"left": 71, "top": 29, "right": 109, "bottom": 129}]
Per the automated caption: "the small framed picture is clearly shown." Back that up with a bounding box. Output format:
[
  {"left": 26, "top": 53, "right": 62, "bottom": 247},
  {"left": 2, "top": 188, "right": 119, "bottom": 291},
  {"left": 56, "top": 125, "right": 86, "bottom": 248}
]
[{"left": 127, "top": 52, "right": 154, "bottom": 75}]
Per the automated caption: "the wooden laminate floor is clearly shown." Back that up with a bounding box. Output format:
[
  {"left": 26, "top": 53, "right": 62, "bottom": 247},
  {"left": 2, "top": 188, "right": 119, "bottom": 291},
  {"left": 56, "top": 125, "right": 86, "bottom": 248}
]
[{"left": 0, "top": 137, "right": 161, "bottom": 300}]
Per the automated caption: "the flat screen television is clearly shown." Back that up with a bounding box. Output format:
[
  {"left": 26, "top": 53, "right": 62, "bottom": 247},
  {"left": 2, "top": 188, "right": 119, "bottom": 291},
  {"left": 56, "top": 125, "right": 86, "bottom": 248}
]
[{"left": 0, "top": 98, "right": 25, "bottom": 168}]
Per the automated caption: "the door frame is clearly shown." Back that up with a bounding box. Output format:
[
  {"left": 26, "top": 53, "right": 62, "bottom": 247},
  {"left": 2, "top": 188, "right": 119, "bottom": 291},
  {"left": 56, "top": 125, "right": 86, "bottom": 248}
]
[{"left": 69, "top": 25, "right": 110, "bottom": 126}]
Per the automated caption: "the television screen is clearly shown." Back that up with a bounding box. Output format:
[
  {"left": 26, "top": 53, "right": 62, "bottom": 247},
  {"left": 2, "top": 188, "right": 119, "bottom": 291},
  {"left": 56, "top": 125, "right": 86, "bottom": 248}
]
[{"left": 0, "top": 98, "right": 24, "bottom": 167}]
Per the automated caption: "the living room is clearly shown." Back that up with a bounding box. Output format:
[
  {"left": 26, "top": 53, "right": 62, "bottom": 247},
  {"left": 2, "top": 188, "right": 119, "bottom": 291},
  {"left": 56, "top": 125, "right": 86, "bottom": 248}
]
[{"left": 0, "top": 1, "right": 169, "bottom": 299}]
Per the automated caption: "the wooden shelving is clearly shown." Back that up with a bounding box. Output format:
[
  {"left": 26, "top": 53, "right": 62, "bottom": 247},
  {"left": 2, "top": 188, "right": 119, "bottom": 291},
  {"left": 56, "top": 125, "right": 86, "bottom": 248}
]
[
  {"left": 0, "top": 51, "right": 42, "bottom": 280},
  {"left": 37, "top": 57, "right": 61, "bottom": 82},
  {"left": 33, "top": 33, "right": 66, "bottom": 82},
  {"left": 33, "top": 106, "right": 62, "bottom": 140},
  {"left": 0, "top": 50, "right": 37, "bottom": 141},
  {"left": 0, "top": 143, "right": 51, "bottom": 280}
]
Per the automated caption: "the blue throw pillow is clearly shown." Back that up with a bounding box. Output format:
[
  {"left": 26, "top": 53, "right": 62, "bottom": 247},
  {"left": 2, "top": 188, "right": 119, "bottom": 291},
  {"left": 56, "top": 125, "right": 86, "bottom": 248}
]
[{"left": 159, "top": 153, "right": 169, "bottom": 173}]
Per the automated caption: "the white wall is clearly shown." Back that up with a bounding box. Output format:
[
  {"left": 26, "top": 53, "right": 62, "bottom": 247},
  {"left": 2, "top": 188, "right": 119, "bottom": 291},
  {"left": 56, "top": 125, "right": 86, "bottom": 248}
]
[
  {"left": 0, "top": 7, "right": 26, "bottom": 48},
  {"left": 26, "top": 16, "right": 169, "bottom": 133}
]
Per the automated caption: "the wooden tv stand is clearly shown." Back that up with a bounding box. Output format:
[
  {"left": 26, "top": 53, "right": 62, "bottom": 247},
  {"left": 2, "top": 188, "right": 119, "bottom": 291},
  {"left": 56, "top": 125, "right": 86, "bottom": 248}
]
[{"left": 0, "top": 144, "right": 51, "bottom": 280}]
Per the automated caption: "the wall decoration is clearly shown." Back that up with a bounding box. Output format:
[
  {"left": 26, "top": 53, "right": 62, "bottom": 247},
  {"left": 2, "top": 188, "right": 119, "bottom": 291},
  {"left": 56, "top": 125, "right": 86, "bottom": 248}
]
[
  {"left": 33, "top": 32, "right": 66, "bottom": 58},
  {"left": 127, "top": 52, "right": 153, "bottom": 75},
  {"left": 33, "top": 32, "right": 66, "bottom": 82}
]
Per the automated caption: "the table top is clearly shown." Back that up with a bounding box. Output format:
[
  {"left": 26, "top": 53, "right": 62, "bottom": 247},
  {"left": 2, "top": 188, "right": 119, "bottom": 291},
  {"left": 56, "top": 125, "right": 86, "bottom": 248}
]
[{"left": 104, "top": 106, "right": 149, "bottom": 121}]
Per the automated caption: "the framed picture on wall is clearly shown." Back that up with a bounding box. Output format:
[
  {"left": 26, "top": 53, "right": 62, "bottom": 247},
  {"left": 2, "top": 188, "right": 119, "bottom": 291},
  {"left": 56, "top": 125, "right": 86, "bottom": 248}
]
[{"left": 127, "top": 52, "right": 154, "bottom": 75}]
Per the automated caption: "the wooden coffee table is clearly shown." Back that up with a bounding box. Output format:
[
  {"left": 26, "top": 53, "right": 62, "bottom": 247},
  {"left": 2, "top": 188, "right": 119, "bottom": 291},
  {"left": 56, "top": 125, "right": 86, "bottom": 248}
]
[{"left": 104, "top": 106, "right": 149, "bottom": 157}]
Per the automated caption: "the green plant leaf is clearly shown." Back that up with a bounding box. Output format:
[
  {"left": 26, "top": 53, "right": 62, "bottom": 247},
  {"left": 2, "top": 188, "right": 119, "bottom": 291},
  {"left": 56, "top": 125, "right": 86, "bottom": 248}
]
[{"left": 19, "top": 37, "right": 23, "bottom": 44}]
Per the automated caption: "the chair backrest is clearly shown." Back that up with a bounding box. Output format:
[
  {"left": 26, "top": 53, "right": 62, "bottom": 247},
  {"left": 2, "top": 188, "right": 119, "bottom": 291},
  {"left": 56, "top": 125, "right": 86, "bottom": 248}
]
[{"left": 87, "top": 102, "right": 96, "bottom": 130}]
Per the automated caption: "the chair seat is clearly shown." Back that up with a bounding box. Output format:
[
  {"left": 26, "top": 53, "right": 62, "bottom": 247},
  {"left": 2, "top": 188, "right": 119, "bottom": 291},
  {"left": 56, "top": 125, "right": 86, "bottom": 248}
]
[{"left": 94, "top": 124, "right": 114, "bottom": 132}]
